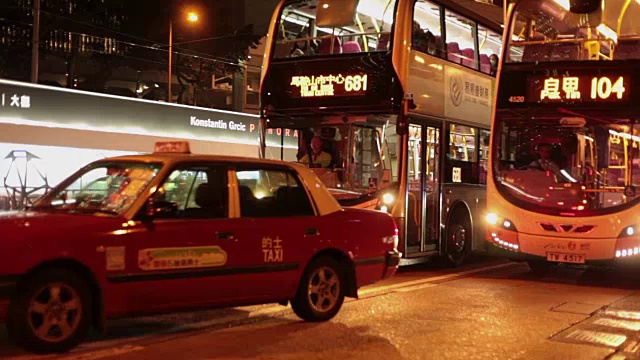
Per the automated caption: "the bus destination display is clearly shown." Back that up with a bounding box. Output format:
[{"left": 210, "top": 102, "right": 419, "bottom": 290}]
[
  {"left": 526, "top": 74, "right": 630, "bottom": 103},
  {"left": 289, "top": 73, "right": 368, "bottom": 98}
]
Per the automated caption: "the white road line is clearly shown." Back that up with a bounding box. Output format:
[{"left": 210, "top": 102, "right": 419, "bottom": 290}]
[{"left": 358, "top": 261, "right": 518, "bottom": 296}]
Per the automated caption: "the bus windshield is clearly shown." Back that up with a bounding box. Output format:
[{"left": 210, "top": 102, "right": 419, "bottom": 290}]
[
  {"left": 492, "top": 113, "right": 640, "bottom": 215},
  {"left": 272, "top": 0, "right": 398, "bottom": 59},
  {"left": 294, "top": 122, "right": 398, "bottom": 195},
  {"left": 507, "top": 0, "right": 640, "bottom": 63}
]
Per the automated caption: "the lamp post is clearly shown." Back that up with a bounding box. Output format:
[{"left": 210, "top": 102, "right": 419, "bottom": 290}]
[{"left": 168, "top": 12, "right": 199, "bottom": 103}]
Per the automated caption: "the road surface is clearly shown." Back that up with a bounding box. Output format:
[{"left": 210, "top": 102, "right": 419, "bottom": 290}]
[{"left": 3, "top": 257, "right": 640, "bottom": 359}]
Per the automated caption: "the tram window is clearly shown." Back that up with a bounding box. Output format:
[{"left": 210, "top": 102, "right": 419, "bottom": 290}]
[
  {"left": 444, "top": 10, "right": 477, "bottom": 70},
  {"left": 446, "top": 124, "right": 479, "bottom": 184},
  {"left": 413, "top": 0, "right": 443, "bottom": 57},
  {"left": 477, "top": 25, "right": 500, "bottom": 75}
]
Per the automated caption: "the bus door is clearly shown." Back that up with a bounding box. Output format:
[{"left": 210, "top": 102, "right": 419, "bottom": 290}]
[{"left": 406, "top": 121, "right": 440, "bottom": 255}]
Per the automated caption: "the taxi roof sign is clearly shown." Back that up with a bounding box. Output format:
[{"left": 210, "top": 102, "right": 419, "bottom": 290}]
[{"left": 153, "top": 141, "right": 191, "bottom": 154}]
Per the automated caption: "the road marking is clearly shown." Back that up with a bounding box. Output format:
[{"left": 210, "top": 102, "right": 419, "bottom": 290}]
[
  {"left": 358, "top": 261, "right": 518, "bottom": 296},
  {"left": 566, "top": 329, "right": 627, "bottom": 348},
  {"left": 595, "top": 318, "right": 640, "bottom": 331}
]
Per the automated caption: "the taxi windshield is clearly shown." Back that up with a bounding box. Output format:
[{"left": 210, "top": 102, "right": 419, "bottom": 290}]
[{"left": 33, "top": 161, "right": 161, "bottom": 216}]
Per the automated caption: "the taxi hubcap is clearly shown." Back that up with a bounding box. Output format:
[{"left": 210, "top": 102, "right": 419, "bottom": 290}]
[
  {"left": 27, "top": 283, "right": 82, "bottom": 342},
  {"left": 307, "top": 266, "right": 340, "bottom": 313}
]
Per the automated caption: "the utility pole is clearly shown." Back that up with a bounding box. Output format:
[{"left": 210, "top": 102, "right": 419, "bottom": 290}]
[
  {"left": 31, "top": 0, "right": 41, "bottom": 83},
  {"left": 168, "top": 20, "right": 173, "bottom": 102}
]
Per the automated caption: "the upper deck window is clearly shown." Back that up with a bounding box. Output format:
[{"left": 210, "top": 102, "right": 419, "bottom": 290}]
[
  {"left": 507, "top": 0, "right": 640, "bottom": 63},
  {"left": 272, "top": 0, "right": 398, "bottom": 59}
]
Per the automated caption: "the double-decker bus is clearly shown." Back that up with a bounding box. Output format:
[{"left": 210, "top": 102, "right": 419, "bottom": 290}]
[
  {"left": 259, "top": 0, "right": 503, "bottom": 265},
  {"left": 486, "top": 0, "right": 640, "bottom": 270}
]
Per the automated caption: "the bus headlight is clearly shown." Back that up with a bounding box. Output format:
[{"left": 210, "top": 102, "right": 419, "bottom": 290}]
[
  {"left": 382, "top": 193, "right": 394, "bottom": 205},
  {"left": 485, "top": 213, "right": 517, "bottom": 231},
  {"left": 615, "top": 225, "right": 640, "bottom": 258},
  {"left": 486, "top": 213, "right": 519, "bottom": 251}
]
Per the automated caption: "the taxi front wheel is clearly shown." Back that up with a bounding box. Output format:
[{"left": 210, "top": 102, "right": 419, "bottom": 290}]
[
  {"left": 7, "top": 268, "right": 92, "bottom": 354},
  {"left": 291, "top": 257, "right": 345, "bottom": 322}
]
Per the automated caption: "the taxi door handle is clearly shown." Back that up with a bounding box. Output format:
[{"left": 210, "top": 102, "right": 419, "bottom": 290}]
[
  {"left": 217, "top": 231, "right": 233, "bottom": 240},
  {"left": 305, "top": 227, "right": 319, "bottom": 236}
]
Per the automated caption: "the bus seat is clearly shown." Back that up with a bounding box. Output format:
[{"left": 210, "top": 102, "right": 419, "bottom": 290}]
[
  {"left": 318, "top": 37, "right": 343, "bottom": 54},
  {"left": 480, "top": 54, "right": 491, "bottom": 74},
  {"left": 343, "top": 41, "right": 362, "bottom": 53},
  {"left": 377, "top": 33, "right": 390, "bottom": 50},
  {"left": 615, "top": 41, "right": 640, "bottom": 60},
  {"left": 550, "top": 44, "right": 581, "bottom": 61},
  {"left": 447, "top": 42, "right": 461, "bottom": 63},
  {"left": 460, "top": 48, "right": 476, "bottom": 69}
]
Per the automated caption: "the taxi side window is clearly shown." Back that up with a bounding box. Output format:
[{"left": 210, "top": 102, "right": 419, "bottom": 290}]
[
  {"left": 155, "top": 166, "right": 228, "bottom": 219},
  {"left": 236, "top": 168, "right": 314, "bottom": 218}
]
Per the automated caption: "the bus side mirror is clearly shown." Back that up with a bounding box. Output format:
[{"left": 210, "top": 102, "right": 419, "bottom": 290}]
[
  {"left": 144, "top": 197, "right": 178, "bottom": 220},
  {"left": 397, "top": 121, "right": 408, "bottom": 136}
]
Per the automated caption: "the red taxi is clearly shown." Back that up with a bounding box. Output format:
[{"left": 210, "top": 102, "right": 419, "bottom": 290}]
[{"left": 0, "top": 142, "right": 400, "bottom": 353}]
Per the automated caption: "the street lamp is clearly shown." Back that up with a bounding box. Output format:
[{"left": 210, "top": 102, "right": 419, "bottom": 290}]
[{"left": 168, "top": 11, "right": 199, "bottom": 102}]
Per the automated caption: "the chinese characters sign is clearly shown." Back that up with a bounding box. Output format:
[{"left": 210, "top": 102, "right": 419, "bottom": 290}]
[
  {"left": 1, "top": 93, "right": 31, "bottom": 108},
  {"left": 290, "top": 74, "right": 368, "bottom": 98},
  {"left": 528, "top": 75, "right": 630, "bottom": 103}
]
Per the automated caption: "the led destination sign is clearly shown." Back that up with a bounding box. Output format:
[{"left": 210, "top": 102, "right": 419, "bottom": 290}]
[
  {"left": 526, "top": 74, "right": 630, "bottom": 103},
  {"left": 289, "top": 73, "right": 369, "bottom": 98}
]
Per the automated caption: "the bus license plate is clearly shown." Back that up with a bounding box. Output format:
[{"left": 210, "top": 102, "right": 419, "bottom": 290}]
[{"left": 546, "top": 252, "right": 585, "bottom": 264}]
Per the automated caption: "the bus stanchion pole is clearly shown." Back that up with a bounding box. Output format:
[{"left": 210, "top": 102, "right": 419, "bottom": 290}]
[{"left": 259, "top": 115, "right": 267, "bottom": 159}]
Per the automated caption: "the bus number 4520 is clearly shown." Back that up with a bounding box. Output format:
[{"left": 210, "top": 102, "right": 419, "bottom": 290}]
[{"left": 509, "top": 96, "right": 525, "bottom": 103}]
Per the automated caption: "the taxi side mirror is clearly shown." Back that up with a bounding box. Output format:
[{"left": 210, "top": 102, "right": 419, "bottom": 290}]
[{"left": 144, "top": 197, "right": 178, "bottom": 220}]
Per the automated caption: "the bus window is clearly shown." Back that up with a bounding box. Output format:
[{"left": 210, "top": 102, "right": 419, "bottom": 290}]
[
  {"left": 479, "top": 129, "right": 490, "bottom": 184},
  {"left": 445, "top": 10, "right": 477, "bottom": 70},
  {"left": 413, "top": 0, "right": 443, "bottom": 58},
  {"left": 477, "top": 25, "right": 501, "bottom": 75},
  {"left": 492, "top": 116, "right": 640, "bottom": 213},
  {"left": 273, "top": 0, "right": 399, "bottom": 59},
  {"left": 446, "top": 124, "right": 478, "bottom": 184},
  {"left": 505, "top": 0, "right": 631, "bottom": 63}
]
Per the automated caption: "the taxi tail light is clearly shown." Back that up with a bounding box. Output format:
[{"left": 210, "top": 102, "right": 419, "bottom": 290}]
[{"left": 615, "top": 225, "right": 640, "bottom": 258}]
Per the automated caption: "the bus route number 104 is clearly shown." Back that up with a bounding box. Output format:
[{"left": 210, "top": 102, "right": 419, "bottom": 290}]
[{"left": 590, "top": 76, "right": 625, "bottom": 100}]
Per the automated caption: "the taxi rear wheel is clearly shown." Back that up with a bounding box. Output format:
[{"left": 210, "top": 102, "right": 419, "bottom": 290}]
[
  {"left": 291, "top": 257, "right": 345, "bottom": 322},
  {"left": 7, "top": 268, "right": 92, "bottom": 354}
]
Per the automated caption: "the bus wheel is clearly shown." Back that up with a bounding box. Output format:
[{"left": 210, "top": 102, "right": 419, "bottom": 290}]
[{"left": 445, "top": 213, "right": 471, "bottom": 267}]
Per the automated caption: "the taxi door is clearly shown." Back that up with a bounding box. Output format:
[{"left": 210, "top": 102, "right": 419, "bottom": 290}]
[
  {"left": 109, "top": 164, "right": 238, "bottom": 313},
  {"left": 218, "top": 165, "right": 320, "bottom": 302}
]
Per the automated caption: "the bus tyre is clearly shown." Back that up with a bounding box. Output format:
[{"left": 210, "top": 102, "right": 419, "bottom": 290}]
[
  {"left": 291, "top": 257, "right": 345, "bottom": 322},
  {"left": 445, "top": 213, "right": 471, "bottom": 267},
  {"left": 7, "top": 268, "right": 92, "bottom": 354}
]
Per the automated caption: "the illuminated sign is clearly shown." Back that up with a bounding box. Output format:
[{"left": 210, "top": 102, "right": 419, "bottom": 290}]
[
  {"left": 289, "top": 73, "right": 369, "bottom": 98},
  {"left": 527, "top": 74, "right": 630, "bottom": 103}
]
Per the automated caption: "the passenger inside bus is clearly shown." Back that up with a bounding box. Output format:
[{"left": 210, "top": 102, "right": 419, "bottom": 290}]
[{"left": 299, "top": 136, "right": 332, "bottom": 168}]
